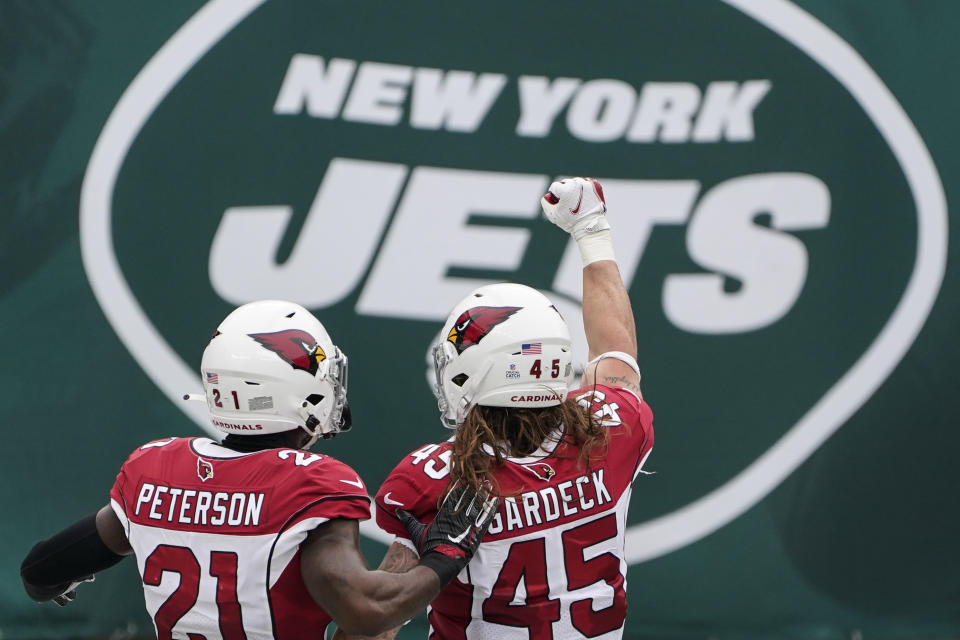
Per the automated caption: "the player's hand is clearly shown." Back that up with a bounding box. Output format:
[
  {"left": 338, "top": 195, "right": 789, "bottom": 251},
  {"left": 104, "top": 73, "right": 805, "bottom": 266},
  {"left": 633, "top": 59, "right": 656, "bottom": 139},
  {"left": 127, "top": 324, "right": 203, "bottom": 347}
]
[
  {"left": 541, "top": 177, "right": 609, "bottom": 240},
  {"left": 51, "top": 575, "right": 94, "bottom": 606},
  {"left": 396, "top": 483, "right": 499, "bottom": 585}
]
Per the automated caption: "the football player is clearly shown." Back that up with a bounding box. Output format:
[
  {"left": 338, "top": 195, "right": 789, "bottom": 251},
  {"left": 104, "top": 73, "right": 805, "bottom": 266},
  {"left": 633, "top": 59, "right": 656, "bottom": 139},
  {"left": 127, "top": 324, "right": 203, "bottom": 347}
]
[
  {"left": 21, "top": 300, "right": 497, "bottom": 639},
  {"left": 349, "top": 177, "right": 655, "bottom": 640}
]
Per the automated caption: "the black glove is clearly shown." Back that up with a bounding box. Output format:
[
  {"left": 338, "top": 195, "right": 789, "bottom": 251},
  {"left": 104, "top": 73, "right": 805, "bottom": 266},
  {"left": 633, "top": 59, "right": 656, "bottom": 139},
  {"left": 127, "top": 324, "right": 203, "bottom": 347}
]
[
  {"left": 397, "top": 483, "right": 499, "bottom": 585},
  {"left": 23, "top": 575, "right": 95, "bottom": 606},
  {"left": 52, "top": 576, "right": 94, "bottom": 606},
  {"left": 21, "top": 512, "right": 122, "bottom": 606}
]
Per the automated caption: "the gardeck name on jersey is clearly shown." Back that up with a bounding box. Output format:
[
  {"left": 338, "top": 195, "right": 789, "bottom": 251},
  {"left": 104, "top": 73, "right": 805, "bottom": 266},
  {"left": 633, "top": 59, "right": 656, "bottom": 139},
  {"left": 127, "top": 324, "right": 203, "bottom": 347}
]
[
  {"left": 487, "top": 468, "right": 611, "bottom": 535},
  {"left": 134, "top": 482, "right": 265, "bottom": 527}
]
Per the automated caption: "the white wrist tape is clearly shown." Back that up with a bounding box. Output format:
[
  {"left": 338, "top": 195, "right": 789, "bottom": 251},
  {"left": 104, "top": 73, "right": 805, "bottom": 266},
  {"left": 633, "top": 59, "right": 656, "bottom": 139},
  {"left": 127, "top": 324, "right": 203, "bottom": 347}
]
[{"left": 576, "top": 229, "right": 616, "bottom": 266}]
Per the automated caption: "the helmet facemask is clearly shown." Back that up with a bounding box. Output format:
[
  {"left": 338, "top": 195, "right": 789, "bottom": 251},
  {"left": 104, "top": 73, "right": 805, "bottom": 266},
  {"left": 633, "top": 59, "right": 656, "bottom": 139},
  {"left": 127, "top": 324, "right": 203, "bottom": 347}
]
[
  {"left": 432, "top": 341, "right": 456, "bottom": 428},
  {"left": 298, "top": 346, "right": 351, "bottom": 447},
  {"left": 433, "top": 341, "right": 494, "bottom": 428}
]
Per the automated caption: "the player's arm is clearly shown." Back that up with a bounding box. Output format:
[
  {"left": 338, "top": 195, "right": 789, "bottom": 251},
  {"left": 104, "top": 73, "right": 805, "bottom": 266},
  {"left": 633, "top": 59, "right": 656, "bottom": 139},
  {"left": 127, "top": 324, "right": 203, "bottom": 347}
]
[
  {"left": 301, "top": 485, "right": 497, "bottom": 636},
  {"left": 541, "top": 177, "right": 642, "bottom": 397},
  {"left": 300, "top": 520, "right": 439, "bottom": 636},
  {"left": 20, "top": 504, "right": 132, "bottom": 606},
  {"left": 328, "top": 542, "right": 421, "bottom": 640}
]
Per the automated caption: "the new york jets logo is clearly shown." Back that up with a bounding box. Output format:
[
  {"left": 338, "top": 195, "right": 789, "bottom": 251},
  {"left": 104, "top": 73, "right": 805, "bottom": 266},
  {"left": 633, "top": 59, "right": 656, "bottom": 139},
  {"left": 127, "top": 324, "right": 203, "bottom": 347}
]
[{"left": 80, "top": 0, "right": 946, "bottom": 564}]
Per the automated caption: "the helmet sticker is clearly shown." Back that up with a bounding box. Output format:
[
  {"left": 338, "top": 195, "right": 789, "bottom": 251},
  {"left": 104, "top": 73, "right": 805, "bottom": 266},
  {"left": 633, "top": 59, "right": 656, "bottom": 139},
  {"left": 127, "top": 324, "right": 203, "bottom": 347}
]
[
  {"left": 521, "top": 342, "right": 542, "bottom": 355},
  {"left": 248, "top": 329, "right": 326, "bottom": 375},
  {"left": 447, "top": 306, "right": 521, "bottom": 354},
  {"left": 248, "top": 396, "right": 274, "bottom": 411}
]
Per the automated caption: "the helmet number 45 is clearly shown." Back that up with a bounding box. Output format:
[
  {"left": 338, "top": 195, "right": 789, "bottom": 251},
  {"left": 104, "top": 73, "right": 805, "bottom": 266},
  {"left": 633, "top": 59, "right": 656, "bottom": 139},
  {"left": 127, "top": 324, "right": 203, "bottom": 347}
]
[{"left": 529, "top": 359, "right": 561, "bottom": 379}]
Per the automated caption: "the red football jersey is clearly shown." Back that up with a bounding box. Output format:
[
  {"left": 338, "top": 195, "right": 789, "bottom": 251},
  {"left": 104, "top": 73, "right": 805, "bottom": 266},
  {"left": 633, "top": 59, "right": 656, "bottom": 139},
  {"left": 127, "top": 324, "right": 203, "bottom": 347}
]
[
  {"left": 376, "top": 385, "right": 654, "bottom": 640},
  {"left": 110, "top": 436, "right": 370, "bottom": 640}
]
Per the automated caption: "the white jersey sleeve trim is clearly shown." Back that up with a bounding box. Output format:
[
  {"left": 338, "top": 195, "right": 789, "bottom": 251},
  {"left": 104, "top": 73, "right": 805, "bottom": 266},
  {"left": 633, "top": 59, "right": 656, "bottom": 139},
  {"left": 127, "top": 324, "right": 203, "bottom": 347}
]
[
  {"left": 618, "top": 387, "right": 643, "bottom": 406},
  {"left": 268, "top": 516, "right": 329, "bottom": 587},
  {"left": 634, "top": 448, "right": 654, "bottom": 482}
]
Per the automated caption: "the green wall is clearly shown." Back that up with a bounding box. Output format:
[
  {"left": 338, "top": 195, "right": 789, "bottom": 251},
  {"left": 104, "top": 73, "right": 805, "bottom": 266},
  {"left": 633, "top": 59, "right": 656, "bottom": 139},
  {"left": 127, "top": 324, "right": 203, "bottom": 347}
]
[{"left": 1, "top": 1, "right": 957, "bottom": 638}]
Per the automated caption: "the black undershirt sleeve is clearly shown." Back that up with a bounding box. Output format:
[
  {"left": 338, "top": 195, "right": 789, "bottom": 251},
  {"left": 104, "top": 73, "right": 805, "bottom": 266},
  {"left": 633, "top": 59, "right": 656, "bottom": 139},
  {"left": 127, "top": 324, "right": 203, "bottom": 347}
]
[{"left": 20, "top": 512, "right": 125, "bottom": 602}]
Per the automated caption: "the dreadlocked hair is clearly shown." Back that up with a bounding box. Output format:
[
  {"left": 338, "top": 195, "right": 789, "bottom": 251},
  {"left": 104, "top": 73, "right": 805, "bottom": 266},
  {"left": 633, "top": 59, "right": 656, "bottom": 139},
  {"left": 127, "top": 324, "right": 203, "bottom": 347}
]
[{"left": 448, "top": 397, "right": 608, "bottom": 500}]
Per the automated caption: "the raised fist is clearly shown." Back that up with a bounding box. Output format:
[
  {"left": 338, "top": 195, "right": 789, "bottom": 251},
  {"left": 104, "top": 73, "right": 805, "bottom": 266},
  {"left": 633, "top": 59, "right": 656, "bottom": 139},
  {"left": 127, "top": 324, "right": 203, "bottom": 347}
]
[{"left": 541, "top": 177, "right": 609, "bottom": 239}]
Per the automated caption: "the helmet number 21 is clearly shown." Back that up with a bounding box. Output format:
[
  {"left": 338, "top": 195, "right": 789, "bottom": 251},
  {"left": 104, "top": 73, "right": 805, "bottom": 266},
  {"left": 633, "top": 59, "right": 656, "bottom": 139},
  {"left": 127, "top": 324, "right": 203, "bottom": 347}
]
[
  {"left": 212, "top": 389, "right": 240, "bottom": 410},
  {"left": 529, "top": 359, "right": 560, "bottom": 379}
]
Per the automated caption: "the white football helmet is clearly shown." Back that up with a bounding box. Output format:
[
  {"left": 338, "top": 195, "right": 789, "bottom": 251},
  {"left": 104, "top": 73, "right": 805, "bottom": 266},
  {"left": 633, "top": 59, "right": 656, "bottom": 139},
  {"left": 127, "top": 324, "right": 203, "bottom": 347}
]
[
  {"left": 200, "top": 300, "right": 350, "bottom": 447},
  {"left": 433, "top": 283, "right": 574, "bottom": 428}
]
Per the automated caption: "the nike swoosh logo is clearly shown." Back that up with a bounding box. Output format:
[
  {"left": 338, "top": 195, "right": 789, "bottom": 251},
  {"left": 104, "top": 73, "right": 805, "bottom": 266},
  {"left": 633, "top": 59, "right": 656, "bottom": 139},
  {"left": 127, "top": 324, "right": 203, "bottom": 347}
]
[
  {"left": 340, "top": 476, "right": 364, "bottom": 489},
  {"left": 447, "top": 528, "right": 470, "bottom": 544},
  {"left": 383, "top": 492, "right": 404, "bottom": 506},
  {"left": 570, "top": 184, "right": 584, "bottom": 214}
]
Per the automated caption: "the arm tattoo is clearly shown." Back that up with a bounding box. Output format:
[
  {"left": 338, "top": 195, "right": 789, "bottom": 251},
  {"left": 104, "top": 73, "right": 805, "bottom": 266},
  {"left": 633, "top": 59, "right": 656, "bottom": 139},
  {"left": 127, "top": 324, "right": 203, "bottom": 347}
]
[
  {"left": 377, "top": 543, "right": 419, "bottom": 573},
  {"left": 602, "top": 375, "right": 642, "bottom": 395}
]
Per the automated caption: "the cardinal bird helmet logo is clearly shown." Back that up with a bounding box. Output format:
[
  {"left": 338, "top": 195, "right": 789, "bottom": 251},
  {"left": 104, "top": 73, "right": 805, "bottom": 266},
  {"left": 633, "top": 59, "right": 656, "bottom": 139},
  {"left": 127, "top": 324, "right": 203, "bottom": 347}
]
[
  {"left": 446, "top": 306, "right": 521, "bottom": 354},
  {"left": 248, "top": 329, "right": 326, "bottom": 375}
]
